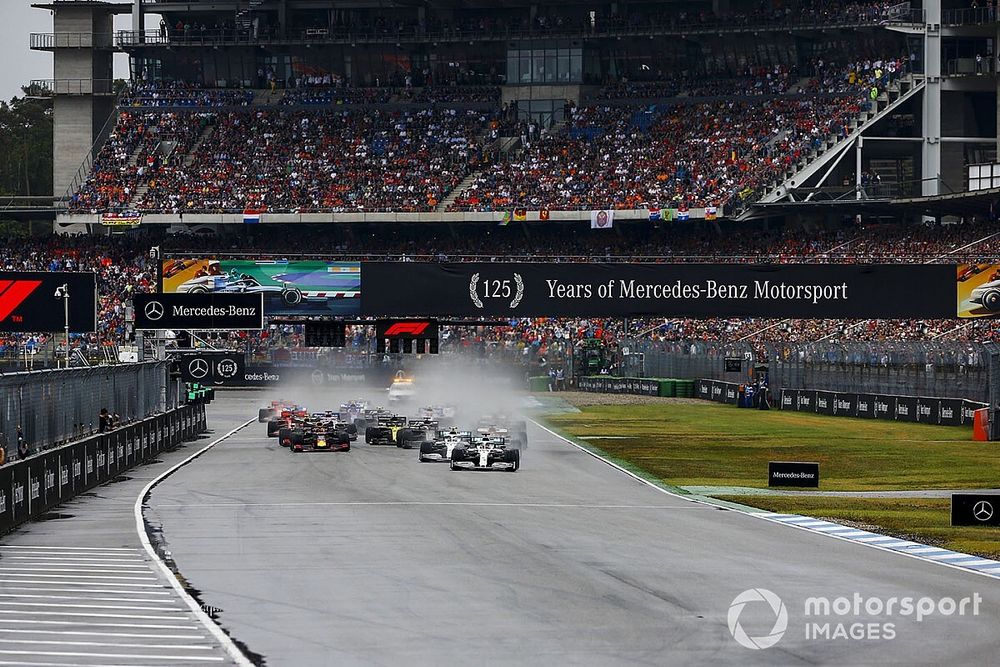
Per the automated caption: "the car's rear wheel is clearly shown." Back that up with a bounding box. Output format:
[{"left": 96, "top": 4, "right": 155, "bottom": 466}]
[
  {"left": 984, "top": 290, "right": 1000, "bottom": 312},
  {"left": 281, "top": 288, "right": 303, "bottom": 306}
]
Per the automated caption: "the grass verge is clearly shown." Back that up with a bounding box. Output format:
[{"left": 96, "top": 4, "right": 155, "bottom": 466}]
[
  {"left": 717, "top": 495, "right": 1000, "bottom": 560},
  {"left": 541, "top": 400, "right": 1000, "bottom": 557}
]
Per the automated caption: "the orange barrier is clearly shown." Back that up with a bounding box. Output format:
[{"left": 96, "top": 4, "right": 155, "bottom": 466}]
[{"left": 973, "top": 408, "right": 990, "bottom": 441}]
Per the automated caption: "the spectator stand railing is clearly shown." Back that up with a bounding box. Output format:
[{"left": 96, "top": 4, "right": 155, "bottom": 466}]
[
  {"left": 628, "top": 339, "right": 992, "bottom": 404},
  {"left": 0, "top": 362, "right": 173, "bottom": 460}
]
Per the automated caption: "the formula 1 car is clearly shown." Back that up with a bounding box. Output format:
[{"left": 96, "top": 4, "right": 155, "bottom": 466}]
[
  {"left": 177, "top": 269, "right": 304, "bottom": 306},
  {"left": 288, "top": 427, "right": 351, "bottom": 453},
  {"left": 476, "top": 416, "right": 528, "bottom": 450},
  {"left": 416, "top": 405, "right": 457, "bottom": 426},
  {"left": 419, "top": 429, "right": 473, "bottom": 462},
  {"left": 365, "top": 415, "right": 408, "bottom": 445},
  {"left": 971, "top": 277, "right": 1000, "bottom": 312},
  {"left": 395, "top": 417, "right": 438, "bottom": 449},
  {"left": 340, "top": 400, "right": 368, "bottom": 423},
  {"left": 450, "top": 435, "right": 520, "bottom": 472},
  {"left": 264, "top": 404, "right": 308, "bottom": 435}
]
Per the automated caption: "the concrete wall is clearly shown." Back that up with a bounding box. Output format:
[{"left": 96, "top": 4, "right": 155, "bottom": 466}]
[{"left": 53, "top": 96, "right": 95, "bottom": 199}]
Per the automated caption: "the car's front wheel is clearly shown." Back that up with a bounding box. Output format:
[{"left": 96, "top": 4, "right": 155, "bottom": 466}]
[{"left": 983, "top": 289, "right": 1000, "bottom": 312}]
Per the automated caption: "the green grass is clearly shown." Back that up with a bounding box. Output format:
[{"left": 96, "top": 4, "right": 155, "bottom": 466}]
[
  {"left": 544, "top": 403, "right": 991, "bottom": 491},
  {"left": 717, "top": 495, "right": 1000, "bottom": 560},
  {"left": 543, "top": 402, "right": 1000, "bottom": 557}
]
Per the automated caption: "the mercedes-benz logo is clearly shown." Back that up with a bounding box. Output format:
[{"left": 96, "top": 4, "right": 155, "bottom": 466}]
[
  {"left": 188, "top": 358, "right": 209, "bottom": 379},
  {"left": 311, "top": 369, "right": 325, "bottom": 385},
  {"left": 974, "top": 500, "right": 994, "bottom": 522},
  {"left": 144, "top": 300, "right": 164, "bottom": 321}
]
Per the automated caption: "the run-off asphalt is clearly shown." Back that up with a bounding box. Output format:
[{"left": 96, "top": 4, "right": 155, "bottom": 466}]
[{"left": 147, "top": 392, "right": 1000, "bottom": 666}]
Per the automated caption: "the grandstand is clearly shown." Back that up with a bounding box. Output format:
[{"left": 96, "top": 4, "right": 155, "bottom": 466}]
[
  {"left": 28, "top": 0, "right": 999, "bottom": 228},
  {"left": 7, "top": 0, "right": 996, "bottom": 362}
]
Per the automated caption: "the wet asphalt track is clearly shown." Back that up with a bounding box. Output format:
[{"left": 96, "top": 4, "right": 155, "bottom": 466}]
[{"left": 146, "top": 391, "right": 1000, "bottom": 666}]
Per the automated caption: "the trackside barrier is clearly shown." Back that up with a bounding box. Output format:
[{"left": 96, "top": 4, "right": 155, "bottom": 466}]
[
  {"left": 0, "top": 402, "right": 208, "bottom": 536},
  {"left": 577, "top": 376, "right": 696, "bottom": 397},
  {"left": 695, "top": 379, "right": 987, "bottom": 426}
]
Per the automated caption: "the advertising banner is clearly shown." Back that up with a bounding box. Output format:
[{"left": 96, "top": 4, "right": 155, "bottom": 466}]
[
  {"left": 176, "top": 352, "right": 245, "bottom": 385},
  {"left": 161, "top": 259, "right": 360, "bottom": 317},
  {"left": 134, "top": 293, "right": 264, "bottom": 330},
  {"left": 360, "top": 263, "right": 956, "bottom": 318},
  {"left": 957, "top": 264, "right": 1000, "bottom": 318},
  {"left": 952, "top": 493, "right": 1000, "bottom": 526},
  {"left": 769, "top": 461, "right": 820, "bottom": 488},
  {"left": 0, "top": 271, "right": 96, "bottom": 332}
]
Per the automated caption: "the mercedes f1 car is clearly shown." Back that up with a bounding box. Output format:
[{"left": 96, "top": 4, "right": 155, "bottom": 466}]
[
  {"left": 970, "top": 276, "right": 1000, "bottom": 312},
  {"left": 475, "top": 416, "right": 528, "bottom": 450},
  {"left": 419, "top": 429, "right": 473, "bottom": 462},
  {"left": 450, "top": 435, "right": 520, "bottom": 472}
]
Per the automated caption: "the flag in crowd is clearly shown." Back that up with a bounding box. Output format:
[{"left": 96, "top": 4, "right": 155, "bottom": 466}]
[
  {"left": 705, "top": 205, "right": 718, "bottom": 221},
  {"left": 514, "top": 208, "right": 527, "bottom": 222},
  {"left": 590, "top": 209, "right": 614, "bottom": 229},
  {"left": 539, "top": 208, "right": 550, "bottom": 221},
  {"left": 498, "top": 211, "right": 512, "bottom": 226},
  {"left": 677, "top": 205, "right": 690, "bottom": 221},
  {"left": 243, "top": 208, "right": 261, "bottom": 224}
]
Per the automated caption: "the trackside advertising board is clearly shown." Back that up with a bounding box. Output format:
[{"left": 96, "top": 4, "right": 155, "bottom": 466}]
[
  {"left": 134, "top": 293, "right": 263, "bottom": 330},
  {"left": 360, "top": 263, "right": 958, "bottom": 318},
  {"left": 161, "top": 261, "right": 999, "bottom": 319},
  {"left": 0, "top": 272, "right": 96, "bottom": 333}
]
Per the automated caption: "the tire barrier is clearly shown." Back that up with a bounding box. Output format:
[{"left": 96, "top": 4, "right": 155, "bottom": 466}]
[
  {"left": 695, "top": 379, "right": 987, "bottom": 427},
  {"left": 0, "top": 402, "right": 208, "bottom": 536}
]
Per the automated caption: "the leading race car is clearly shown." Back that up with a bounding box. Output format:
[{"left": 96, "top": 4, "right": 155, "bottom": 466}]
[
  {"left": 270, "top": 410, "right": 352, "bottom": 452},
  {"left": 419, "top": 429, "right": 473, "bottom": 462},
  {"left": 475, "top": 416, "right": 528, "bottom": 450},
  {"left": 450, "top": 435, "right": 520, "bottom": 472}
]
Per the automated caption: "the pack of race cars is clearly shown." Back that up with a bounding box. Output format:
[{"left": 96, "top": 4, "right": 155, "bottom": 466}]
[{"left": 258, "top": 399, "right": 525, "bottom": 471}]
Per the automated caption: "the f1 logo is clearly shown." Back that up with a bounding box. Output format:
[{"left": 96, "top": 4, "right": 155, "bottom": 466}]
[
  {"left": 384, "top": 322, "right": 430, "bottom": 336},
  {"left": 0, "top": 280, "right": 42, "bottom": 322}
]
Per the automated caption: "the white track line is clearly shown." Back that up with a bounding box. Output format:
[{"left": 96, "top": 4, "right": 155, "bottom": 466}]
[
  {"left": 531, "top": 419, "right": 1000, "bottom": 583},
  {"left": 0, "top": 594, "right": 178, "bottom": 604},
  {"left": 0, "top": 546, "right": 138, "bottom": 552},
  {"left": 3, "top": 555, "right": 146, "bottom": 567},
  {"left": 0, "top": 649, "right": 223, "bottom": 662},
  {"left": 0, "top": 661, "right": 163, "bottom": 667},
  {"left": 0, "top": 587, "right": 171, "bottom": 596},
  {"left": 0, "top": 639, "right": 213, "bottom": 650},
  {"left": 0, "top": 629, "right": 206, "bottom": 640},
  {"left": 0, "top": 579, "right": 166, "bottom": 588},
  {"left": 134, "top": 418, "right": 256, "bottom": 667},
  {"left": 0, "top": 573, "right": 155, "bottom": 581},
  {"left": 0, "top": 602, "right": 185, "bottom": 612},
  {"left": 0, "top": 611, "right": 192, "bottom": 620},
  {"left": 0, "top": 619, "right": 198, "bottom": 630},
  {"left": 1, "top": 564, "right": 152, "bottom": 570},
  {"left": 155, "top": 501, "right": 691, "bottom": 509}
]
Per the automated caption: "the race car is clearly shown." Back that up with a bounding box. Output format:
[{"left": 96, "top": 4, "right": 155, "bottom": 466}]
[
  {"left": 265, "top": 405, "right": 308, "bottom": 436},
  {"left": 416, "top": 405, "right": 457, "bottom": 426},
  {"left": 288, "top": 427, "right": 351, "bottom": 453},
  {"left": 476, "top": 416, "right": 528, "bottom": 450},
  {"left": 275, "top": 415, "right": 352, "bottom": 452},
  {"left": 419, "top": 429, "right": 473, "bottom": 462},
  {"left": 340, "top": 400, "right": 369, "bottom": 423},
  {"left": 971, "top": 277, "right": 1000, "bottom": 312},
  {"left": 260, "top": 400, "right": 303, "bottom": 424},
  {"left": 958, "top": 264, "right": 988, "bottom": 282},
  {"left": 395, "top": 417, "right": 438, "bottom": 449},
  {"left": 365, "top": 415, "right": 408, "bottom": 445},
  {"left": 450, "top": 435, "right": 520, "bottom": 472},
  {"left": 177, "top": 268, "right": 304, "bottom": 306}
]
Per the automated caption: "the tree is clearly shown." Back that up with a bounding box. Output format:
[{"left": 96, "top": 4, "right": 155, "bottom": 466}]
[{"left": 0, "top": 86, "right": 53, "bottom": 197}]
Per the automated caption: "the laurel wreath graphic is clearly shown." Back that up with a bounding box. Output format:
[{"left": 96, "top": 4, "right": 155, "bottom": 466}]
[
  {"left": 511, "top": 273, "right": 524, "bottom": 309},
  {"left": 469, "top": 273, "right": 483, "bottom": 309}
]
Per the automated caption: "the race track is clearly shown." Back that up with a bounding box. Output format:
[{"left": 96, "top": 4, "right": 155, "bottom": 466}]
[{"left": 147, "top": 391, "right": 1000, "bottom": 666}]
